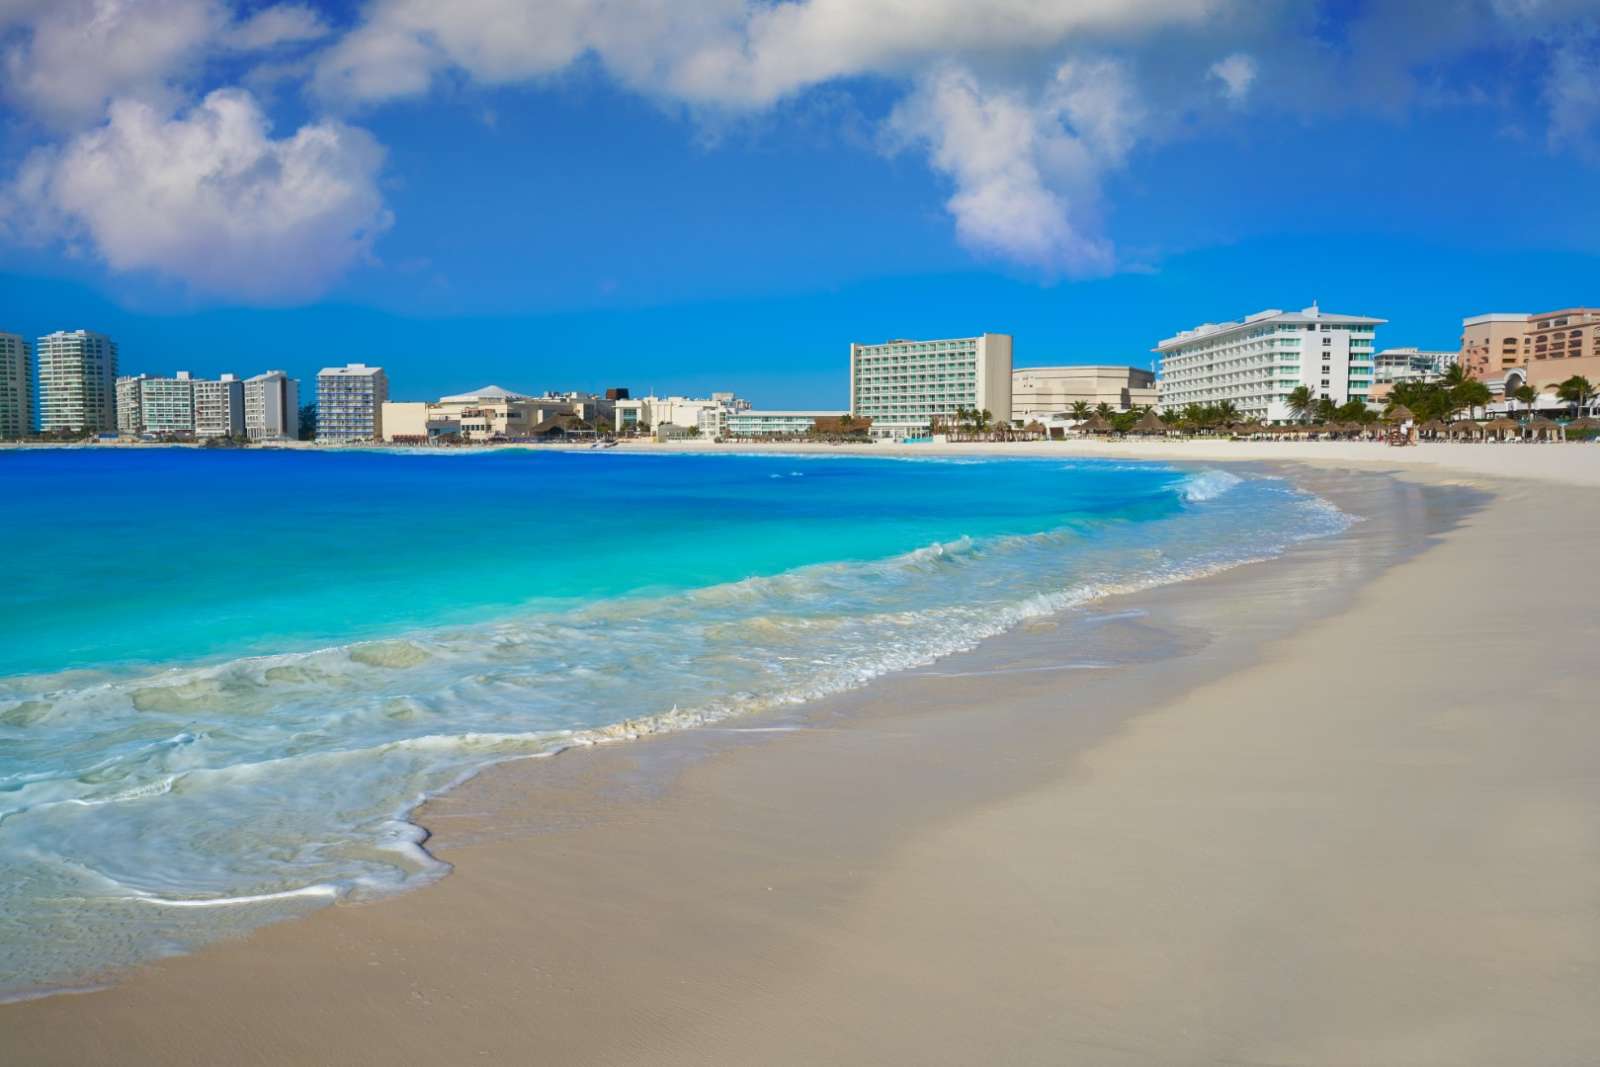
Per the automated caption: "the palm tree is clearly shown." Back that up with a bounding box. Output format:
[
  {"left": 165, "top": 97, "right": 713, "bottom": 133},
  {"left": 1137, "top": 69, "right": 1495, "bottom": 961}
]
[
  {"left": 1452, "top": 379, "right": 1491, "bottom": 420},
  {"left": 1286, "top": 385, "right": 1315, "bottom": 423},
  {"left": 975, "top": 409, "right": 994, "bottom": 434},
  {"left": 1314, "top": 396, "right": 1338, "bottom": 423},
  {"left": 1095, "top": 402, "right": 1113, "bottom": 420},
  {"left": 1215, "top": 400, "right": 1240, "bottom": 425},
  {"left": 1556, "top": 375, "right": 1596, "bottom": 419},
  {"left": 1069, "top": 400, "right": 1091, "bottom": 422},
  {"left": 1441, "top": 363, "right": 1470, "bottom": 390},
  {"left": 1510, "top": 383, "right": 1538, "bottom": 419}
]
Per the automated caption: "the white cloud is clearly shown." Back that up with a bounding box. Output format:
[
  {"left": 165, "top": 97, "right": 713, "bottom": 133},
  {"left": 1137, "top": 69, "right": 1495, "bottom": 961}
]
[
  {"left": 1, "top": 0, "right": 225, "bottom": 127},
  {"left": 886, "top": 61, "right": 1142, "bottom": 274},
  {"left": 1208, "top": 52, "right": 1257, "bottom": 103},
  {"left": 4, "top": 89, "right": 391, "bottom": 302},
  {"left": 312, "top": 0, "right": 1217, "bottom": 109},
  {"left": 0, "top": 0, "right": 333, "bottom": 127},
  {"left": 224, "top": 3, "right": 330, "bottom": 51},
  {"left": 1544, "top": 36, "right": 1600, "bottom": 149}
]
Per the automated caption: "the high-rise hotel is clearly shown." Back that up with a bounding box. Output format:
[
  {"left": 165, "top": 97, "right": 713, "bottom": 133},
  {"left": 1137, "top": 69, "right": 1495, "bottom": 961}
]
[
  {"left": 38, "top": 329, "right": 118, "bottom": 434},
  {"left": 245, "top": 370, "right": 299, "bottom": 440},
  {"left": 849, "top": 333, "right": 1013, "bottom": 438},
  {"left": 317, "top": 363, "right": 387, "bottom": 442},
  {"left": 0, "top": 332, "right": 30, "bottom": 438},
  {"left": 1155, "top": 306, "right": 1382, "bottom": 423}
]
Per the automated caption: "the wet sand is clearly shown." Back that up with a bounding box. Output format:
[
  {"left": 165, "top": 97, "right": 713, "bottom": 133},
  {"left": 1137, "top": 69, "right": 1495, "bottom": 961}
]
[{"left": 4, "top": 460, "right": 1599, "bottom": 1065}]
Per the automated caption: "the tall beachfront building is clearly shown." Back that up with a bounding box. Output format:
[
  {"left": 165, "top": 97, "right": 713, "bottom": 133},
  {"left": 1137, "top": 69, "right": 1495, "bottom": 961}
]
[
  {"left": 317, "top": 363, "right": 387, "bottom": 442},
  {"left": 38, "top": 330, "right": 118, "bottom": 434},
  {"left": 0, "top": 332, "right": 30, "bottom": 438},
  {"left": 244, "top": 370, "right": 299, "bottom": 440},
  {"left": 1155, "top": 306, "right": 1382, "bottom": 423},
  {"left": 193, "top": 374, "right": 244, "bottom": 438},
  {"left": 849, "top": 333, "right": 1013, "bottom": 438}
]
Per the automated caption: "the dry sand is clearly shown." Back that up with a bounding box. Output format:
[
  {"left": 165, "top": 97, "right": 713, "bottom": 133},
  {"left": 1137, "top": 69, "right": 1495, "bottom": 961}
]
[{"left": 3, "top": 451, "right": 1599, "bottom": 1065}]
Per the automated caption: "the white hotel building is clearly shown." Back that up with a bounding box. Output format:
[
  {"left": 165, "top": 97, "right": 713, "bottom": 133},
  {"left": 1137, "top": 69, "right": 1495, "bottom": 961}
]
[
  {"left": 725, "top": 410, "right": 848, "bottom": 437},
  {"left": 317, "top": 363, "right": 388, "bottom": 442},
  {"left": 1155, "top": 306, "right": 1382, "bottom": 422},
  {"left": 849, "top": 333, "right": 1012, "bottom": 438},
  {"left": 38, "top": 329, "right": 118, "bottom": 434}
]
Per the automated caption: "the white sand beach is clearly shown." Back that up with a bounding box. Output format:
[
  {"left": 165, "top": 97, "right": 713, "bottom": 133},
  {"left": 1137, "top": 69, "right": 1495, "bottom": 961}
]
[{"left": 3, "top": 448, "right": 1598, "bottom": 1066}]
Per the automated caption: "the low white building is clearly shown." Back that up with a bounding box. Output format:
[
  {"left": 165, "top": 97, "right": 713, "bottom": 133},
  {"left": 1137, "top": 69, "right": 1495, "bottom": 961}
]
[
  {"left": 1155, "top": 305, "right": 1383, "bottom": 422},
  {"left": 1372, "top": 347, "right": 1457, "bottom": 384},
  {"left": 612, "top": 393, "right": 749, "bottom": 435},
  {"left": 725, "top": 410, "right": 849, "bottom": 437},
  {"left": 1011, "top": 365, "right": 1157, "bottom": 419}
]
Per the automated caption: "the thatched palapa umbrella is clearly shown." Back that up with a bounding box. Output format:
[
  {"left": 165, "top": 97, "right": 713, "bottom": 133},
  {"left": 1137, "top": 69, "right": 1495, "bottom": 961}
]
[
  {"left": 1077, "top": 414, "right": 1113, "bottom": 434},
  {"left": 1526, "top": 415, "right": 1564, "bottom": 441},
  {"left": 1448, "top": 419, "right": 1481, "bottom": 439},
  {"left": 1130, "top": 409, "right": 1168, "bottom": 435},
  {"left": 1418, "top": 419, "right": 1447, "bottom": 438},
  {"left": 1481, "top": 416, "right": 1519, "bottom": 440},
  {"left": 1381, "top": 403, "right": 1415, "bottom": 423}
]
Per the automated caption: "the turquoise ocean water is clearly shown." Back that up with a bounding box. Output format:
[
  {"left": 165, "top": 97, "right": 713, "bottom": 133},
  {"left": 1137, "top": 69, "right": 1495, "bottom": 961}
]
[{"left": 0, "top": 448, "right": 1348, "bottom": 997}]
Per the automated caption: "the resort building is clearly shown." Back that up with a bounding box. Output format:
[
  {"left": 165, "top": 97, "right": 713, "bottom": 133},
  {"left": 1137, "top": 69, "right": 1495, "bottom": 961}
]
[
  {"left": 0, "top": 332, "right": 31, "bottom": 438},
  {"left": 140, "top": 373, "right": 196, "bottom": 435},
  {"left": 317, "top": 363, "right": 388, "bottom": 442},
  {"left": 193, "top": 374, "right": 244, "bottom": 439},
  {"left": 1154, "top": 306, "right": 1382, "bottom": 422},
  {"left": 115, "top": 371, "right": 247, "bottom": 438},
  {"left": 1372, "top": 348, "right": 1457, "bottom": 384},
  {"left": 115, "top": 375, "right": 147, "bottom": 434},
  {"left": 1460, "top": 313, "right": 1531, "bottom": 380},
  {"left": 610, "top": 393, "right": 749, "bottom": 436},
  {"left": 724, "top": 410, "right": 849, "bottom": 437},
  {"left": 849, "top": 333, "right": 1013, "bottom": 438},
  {"left": 1011, "top": 365, "right": 1156, "bottom": 420},
  {"left": 38, "top": 329, "right": 118, "bottom": 434},
  {"left": 1523, "top": 307, "right": 1600, "bottom": 393},
  {"left": 244, "top": 370, "right": 299, "bottom": 440},
  {"left": 379, "top": 385, "right": 609, "bottom": 443}
]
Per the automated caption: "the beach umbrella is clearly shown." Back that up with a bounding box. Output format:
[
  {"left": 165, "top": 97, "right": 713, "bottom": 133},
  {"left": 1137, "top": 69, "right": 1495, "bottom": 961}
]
[
  {"left": 1566, "top": 417, "right": 1600, "bottom": 431},
  {"left": 1077, "top": 414, "right": 1113, "bottom": 433},
  {"left": 1448, "top": 420, "right": 1480, "bottom": 437},
  {"left": 1130, "top": 409, "right": 1168, "bottom": 435},
  {"left": 1418, "top": 419, "right": 1447, "bottom": 436},
  {"left": 1382, "top": 403, "right": 1415, "bottom": 422}
]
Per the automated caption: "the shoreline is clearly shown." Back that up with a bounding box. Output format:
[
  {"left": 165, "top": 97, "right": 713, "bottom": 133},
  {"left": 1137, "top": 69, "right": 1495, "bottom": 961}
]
[
  {"left": 4, "top": 455, "right": 1599, "bottom": 1063},
  {"left": 9, "top": 434, "right": 1600, "bottom": 488}
]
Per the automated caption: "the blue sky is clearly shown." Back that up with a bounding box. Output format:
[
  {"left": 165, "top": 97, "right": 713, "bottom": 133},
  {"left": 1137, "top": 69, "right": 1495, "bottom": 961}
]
[{"left": 2, "top": 1, "right": 1598, "bottom": 407}]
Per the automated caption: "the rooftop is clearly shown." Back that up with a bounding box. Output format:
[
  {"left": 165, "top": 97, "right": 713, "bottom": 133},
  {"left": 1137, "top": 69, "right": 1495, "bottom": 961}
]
[{"left": 1156, "top": 305, "right": 1386, "bottom": 351}]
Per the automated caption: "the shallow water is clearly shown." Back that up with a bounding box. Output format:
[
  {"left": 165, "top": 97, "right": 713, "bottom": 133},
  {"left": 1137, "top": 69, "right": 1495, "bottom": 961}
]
[{"left": 0, "top": 448, "right": 1349, "bottom": 997}]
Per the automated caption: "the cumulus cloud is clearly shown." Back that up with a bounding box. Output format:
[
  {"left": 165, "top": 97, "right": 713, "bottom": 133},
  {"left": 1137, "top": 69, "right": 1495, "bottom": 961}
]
[
  {"left": 1208, "top": 52, "right": 1257, "bottom": 103},
  {"left": 0, "top": 0, "right": 332, "bottom": 127},
  {"left": 312, "top": 0, "right": 1217, "bottom": 109},
  {"left": 4, "top": 89, "right": 391, "bottom": 302},
  {"left": 223, "top": 3, "right": 330, "bottom": 51},
  {"left": 886, "top": 61, "right": 1141, "bottom": 275},
  {"left": 1544, "top": 35, "right": 1600, "bottom": 149}
]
